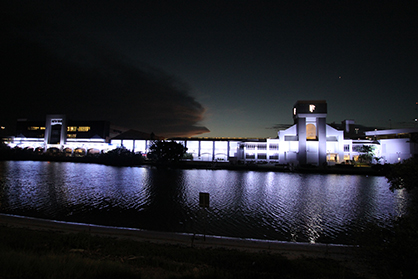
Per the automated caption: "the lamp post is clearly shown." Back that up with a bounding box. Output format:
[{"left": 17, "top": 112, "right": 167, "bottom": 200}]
[{"left": 199, "top": 192, "right": 210, "bottom": 241}]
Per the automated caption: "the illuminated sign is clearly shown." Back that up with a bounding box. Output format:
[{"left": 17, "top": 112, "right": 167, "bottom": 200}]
[
  {"left": 309, "top": 104, "right": 316, "bottom": 112},
  {"left": 293, "top": 101, "right": 327, "bottom": 115},
  {"left": 78, "top": 126, "right": 90, "bottom": 132},
  {"left": 28, "top": 126, "right": 46, "bottom": 131},
  {"left": 67, "top": 126, "right": 91, "bottom": 132}
]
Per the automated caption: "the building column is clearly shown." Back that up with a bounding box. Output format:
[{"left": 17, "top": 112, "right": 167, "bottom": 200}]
[
  {"left": 227, "top": 141, "right": 230, "bottom": 161},
  {"left": 297, "top": 117, "right": 307, "bottom": 165},
  {"left": 317, "top": 117, "right": 327, "bottom": 166},
  {"left": 212, "top": 141, "right": 215, "bottom": 161},
  {"left": 44, "top": 115, "right": 67, "bottom": 151}
]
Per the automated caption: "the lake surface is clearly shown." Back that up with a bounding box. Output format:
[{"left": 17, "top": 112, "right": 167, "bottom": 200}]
[{"left": 0, "top": 161, "right": 408, "bottom": 244}]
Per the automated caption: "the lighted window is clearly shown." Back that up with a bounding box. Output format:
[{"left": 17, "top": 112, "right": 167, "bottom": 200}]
[
  {"left": 78, "top": 126, "right": 90, "bottom": 132},
  {"left": 51, "top": 119, "right": 62, "bottom": 125},
  {"left": 352, "top": 146, "right": 362, "bottom": 152},
  {"left": 67, "top": 134, "right": 76, "bottom": 138},
  {"left": 67, "top": 126, "right": 77, "bottom": 132},
  {"left": 258, "top": 153, "right": 267, "bottom": 159},
  {"left": 246, "top": 153, "right": 255, "bottom": 159},
  {"left": 327, "top": 154, "right": 338, "bottom": 162},
  {"left": 28, "top": 126, "right": 40, "bottom": 130},
  {"left": 306, "top": 124, "right": 317, "bottom": 140},
  {"left": 40, "top": 127, "right": 45, "bottom": 130}
]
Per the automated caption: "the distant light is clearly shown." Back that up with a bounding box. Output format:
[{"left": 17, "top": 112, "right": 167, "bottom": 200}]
[
  {"left": 1, "top": 126, "right": 5, "bottom": 130},
  {"left": 339, "top": 76, "right": 342, "bottom": 79}
]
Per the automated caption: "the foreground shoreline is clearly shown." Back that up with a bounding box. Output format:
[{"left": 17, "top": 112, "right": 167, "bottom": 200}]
[
  {"left": 1, "top": 213, "right": 373, "bottom": 279},
  {"left": 0, "top": 213, "right": 356, "bottom": 261}
]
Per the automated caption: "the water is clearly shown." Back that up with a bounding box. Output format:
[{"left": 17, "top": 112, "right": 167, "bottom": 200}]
[{"left": 0, "top": 161, "right": 408, "bottom": 244}]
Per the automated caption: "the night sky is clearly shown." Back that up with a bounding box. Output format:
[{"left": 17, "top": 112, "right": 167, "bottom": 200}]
[{"left": 2, "top": 1, "right": 417, "bottom": 138}]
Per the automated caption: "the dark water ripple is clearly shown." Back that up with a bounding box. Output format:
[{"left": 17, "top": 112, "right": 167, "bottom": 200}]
[{"left": 0, "top": 161, "right": 409, "bottom": 244}]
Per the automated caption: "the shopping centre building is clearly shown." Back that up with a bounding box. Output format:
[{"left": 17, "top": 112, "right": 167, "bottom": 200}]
[{"left": 5, "top": 100, "right": 418, "bottom": 165}]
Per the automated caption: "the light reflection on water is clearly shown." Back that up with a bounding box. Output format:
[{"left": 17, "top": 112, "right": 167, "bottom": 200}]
[{"left": 0, "top": 161, "right": 408, "bottom": 244}]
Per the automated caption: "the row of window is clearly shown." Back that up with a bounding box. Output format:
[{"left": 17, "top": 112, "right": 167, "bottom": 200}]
[
  {"left": 28, "top": 126, "right": 45, "bottom": 130},
  {"left": 67, "top": 126, "right": 91, "bottom": 132},
  {"left": 245, "top": 153, "right": 279, "bottom": 159},
  {"left": 244, "top": 145, "right": 373, "bottom": 155},
  {"left": 344, "top": 145, "right": 371, "bottom": 152},
  {"left": 245, "top": 144, "right": 279, "bottom": 150},
  {"left": 28, "top": 126, "right": 91, "bottom": 132}
]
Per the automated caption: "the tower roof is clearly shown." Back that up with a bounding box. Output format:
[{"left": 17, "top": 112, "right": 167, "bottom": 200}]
[{"left": 293, "top": 100, "right": 327, "bottom": 119}]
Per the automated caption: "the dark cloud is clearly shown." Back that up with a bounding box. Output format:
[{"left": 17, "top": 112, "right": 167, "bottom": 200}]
[
  {"left": 268, "top": 124, "right": 293, "bottom": 131},
  {"left": 3, "top": 1, "right": 417, "bottom": 138},
  {"left": 1, "top": 2, "right": 209, "bottom": 138}
]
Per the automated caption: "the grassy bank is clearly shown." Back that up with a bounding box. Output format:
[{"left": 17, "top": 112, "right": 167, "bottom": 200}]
[{"left": 0, "top": 225, "right": 365, "bottom": 279}]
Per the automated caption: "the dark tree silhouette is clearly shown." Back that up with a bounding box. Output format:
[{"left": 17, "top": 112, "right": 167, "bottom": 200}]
[
  {"left": 385, "top": 157, "right": 418, "bottom": 192},
  {"left": 358, "top": 157, "right": 418, "bottom": 279},
  {"left": 147, "top": 140, "right": 187, "bottom": 163},
  {"left": 357, "top": 145, "right": 375, "bottom": 164}
]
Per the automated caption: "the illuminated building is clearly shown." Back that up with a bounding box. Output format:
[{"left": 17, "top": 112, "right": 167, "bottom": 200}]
[
  {"left": 5, "top": 101, "right": 418, "bottom": 165},
  {"left": 10, "top": 115, "right": 112, "bottom": 156},
  {"left": 277, "top": 100, "right": 332, "bottom": 166},
  {"left": 364, "top": 128, "right": 418, "bottom": 163},
  {"left": 114, "top": 100, "right": 417, "bottom": 165}
]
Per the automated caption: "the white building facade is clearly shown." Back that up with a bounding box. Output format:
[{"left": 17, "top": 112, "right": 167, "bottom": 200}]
[
  {"left": 112, "top": 101, "right": 417, "bottom": 165},
  {"left": 6, "top": 101, "right": 418, "bottom": 165}
]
